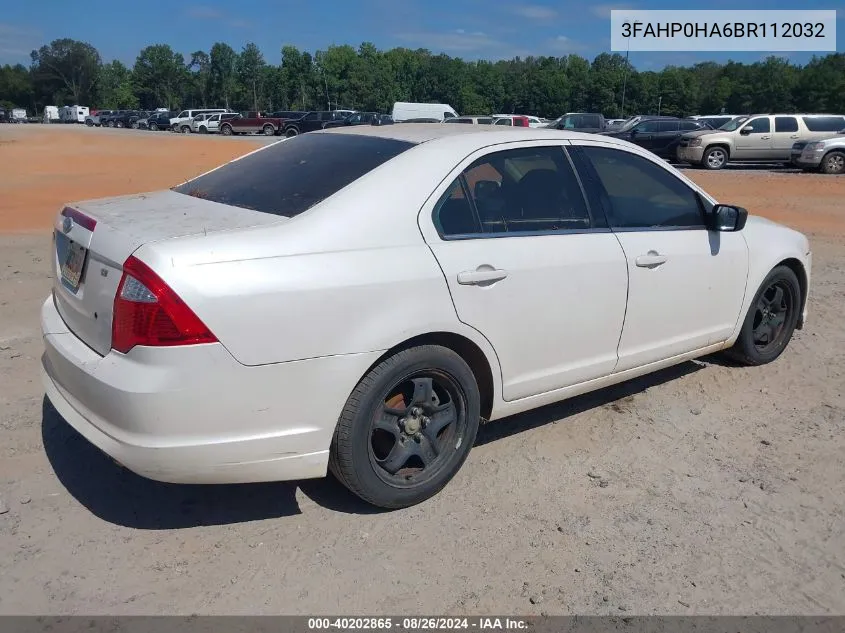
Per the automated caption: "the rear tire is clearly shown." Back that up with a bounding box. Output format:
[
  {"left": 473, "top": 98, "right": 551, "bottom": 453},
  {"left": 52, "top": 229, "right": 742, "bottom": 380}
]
[
  {"left": 724, "top": 266, "right": 801, "bottom": 366},
  {"left": 821, "top": 151, "right": 845, "bottom": 175},
  {"left": 221, "top": 124, "right": 233, "bottom": 136},
  {"left": 330, "top": 345, "right": 480, "bottom": 509},
  {"left": 85, "top": 119, "right": 93, "bottom": 127},
  {"left": 262, "top": 124, "right": 274, "bottom": 136},
  {"left": 180, "top": 125, "right": 191, "bottom": 134},
  {"left": 149, "top": 122, "right": 158, "bottom": 131}
]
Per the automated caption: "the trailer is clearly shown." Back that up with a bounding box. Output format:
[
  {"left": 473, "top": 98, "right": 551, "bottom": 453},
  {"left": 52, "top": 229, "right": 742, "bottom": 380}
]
[
  {"left": 12, "top": 108, "right": 27, "bottom": 121},
  {"left": 59, "top": 105, "right": 90, "bottom": 123},
  {"left": 43, "top": 106, "right": 60, "bottom": 123}
]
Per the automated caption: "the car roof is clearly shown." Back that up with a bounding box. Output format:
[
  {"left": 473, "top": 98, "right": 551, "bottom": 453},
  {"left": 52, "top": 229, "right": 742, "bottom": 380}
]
[{"left": 317, "top": 122, "right": 625, "bottom": 147}]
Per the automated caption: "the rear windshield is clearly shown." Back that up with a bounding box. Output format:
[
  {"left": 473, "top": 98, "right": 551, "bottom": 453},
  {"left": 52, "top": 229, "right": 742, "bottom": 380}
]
[{"left": 172, "top": 133, "right": 416, "bottom": 217}]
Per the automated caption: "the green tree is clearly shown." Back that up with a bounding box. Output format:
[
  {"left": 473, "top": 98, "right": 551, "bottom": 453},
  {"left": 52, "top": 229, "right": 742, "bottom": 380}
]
[
  {"left": 133, "top": 44, "right": 188, "bottom": 109},
  {"left": 209, "top": 42, "right": 239, "bottom": 109},
  {"left": 96, "top": 60, "right": 138, "bottom": 108},
  {"left": 238, "top": 43, "right": 266, "bottom": 111},
  {"left": 0, "top": 64, "right": 34, "bottom": 111},
  {"left": 189, "top": 51, "right": 211, "bottom": 107},
  {"left": 30, "top": 38, "right": 101, "bottom": 105}
]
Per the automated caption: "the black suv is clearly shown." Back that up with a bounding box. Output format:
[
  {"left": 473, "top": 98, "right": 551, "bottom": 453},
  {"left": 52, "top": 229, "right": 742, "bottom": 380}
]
[{"left": 601, "top": 116, "right": 712, "bottom": 159}]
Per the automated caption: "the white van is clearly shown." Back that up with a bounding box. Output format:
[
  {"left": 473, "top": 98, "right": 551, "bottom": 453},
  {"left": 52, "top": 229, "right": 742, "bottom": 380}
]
[{"left": 391, "top": 102, "right": 458, "bottom": 122}]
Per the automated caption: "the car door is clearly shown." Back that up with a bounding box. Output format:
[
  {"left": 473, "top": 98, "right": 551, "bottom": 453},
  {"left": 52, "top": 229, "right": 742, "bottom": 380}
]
[
  {"left": 570, "top": 141, "right": 749, "bottom": 372},
  {"left": 734, "top": 116, "right": 772, "bottom": 159},
  {"left": 206, "top": 114, "right": 221, "bottom": 132},
  {"left": 652, "top": 120, "right": 680, "bottom": 156},
  {"left": 418, "top": 142, "right": 629, "bottom": 401},
  {"left": 629, "top": 120, "right": 660, "bottom": 151},
  {"left": 771, "top": 116, "right": 801, "bottom": 159}
]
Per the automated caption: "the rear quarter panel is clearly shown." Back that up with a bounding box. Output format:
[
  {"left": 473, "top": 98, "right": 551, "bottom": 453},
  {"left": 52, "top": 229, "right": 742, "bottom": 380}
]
[{"left": 132, "top": 144, "right": 503, "bottom": 378}]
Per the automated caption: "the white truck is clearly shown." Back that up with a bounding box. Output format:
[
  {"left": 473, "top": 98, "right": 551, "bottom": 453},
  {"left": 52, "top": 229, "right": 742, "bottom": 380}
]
[
  {"left": 59, "top": 105, "right": 90, "bottom": 124},
  {"left": 391, "top": 102, "right": 458, "bottom": 122}
]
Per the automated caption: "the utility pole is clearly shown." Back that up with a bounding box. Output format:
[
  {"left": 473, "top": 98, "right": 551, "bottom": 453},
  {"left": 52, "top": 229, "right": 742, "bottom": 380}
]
[
  {"left": 620, "top": 30, "right": 630, "bottom": 117},
  {"left": 657, "top": 96, "right": 662, "bottom": 116}
]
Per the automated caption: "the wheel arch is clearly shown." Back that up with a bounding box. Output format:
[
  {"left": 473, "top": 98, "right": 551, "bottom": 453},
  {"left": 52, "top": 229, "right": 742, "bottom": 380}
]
[
  {"left": 776, "top": 257, "right": 808, "bottom": 329},
  {"left": 704, "top": 142, "right": 731, "bottom": 159},
  {"left": 362, "top": 332, "right": 496, "bottom": 422}
]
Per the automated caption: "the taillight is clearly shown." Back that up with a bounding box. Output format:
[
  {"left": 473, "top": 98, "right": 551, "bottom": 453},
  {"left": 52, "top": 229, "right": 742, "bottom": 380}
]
[{"left": 111, "top": 256, "right": 217, "bottom": 354}]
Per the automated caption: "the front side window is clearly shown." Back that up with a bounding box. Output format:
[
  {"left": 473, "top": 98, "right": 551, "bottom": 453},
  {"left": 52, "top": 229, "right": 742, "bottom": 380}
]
[
  {"left": 577, "top": 145, "right": 704, "bottom": 229},
  {"left": 176, "top": 111, "right": 187, "bottom": 118},
  {"left": 775, "top": 117, "right": 798, "bottom": 132},
  {"left": 742, "top": 117, "right": 771, "bottom": 134},
  {"left": 634, "top": 120, "right": 661, "bottom": 133},
  {"left": 303, "top": 112, "right": 319, "bottom": 121},
  {"left": 434, "top": 146, "right": 591, "bottom": 237}
]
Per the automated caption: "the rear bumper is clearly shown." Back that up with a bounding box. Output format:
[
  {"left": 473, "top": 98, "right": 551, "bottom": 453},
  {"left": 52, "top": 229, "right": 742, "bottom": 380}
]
[{"left": 40, "top": 295, "right": 380, "bottom": 484}]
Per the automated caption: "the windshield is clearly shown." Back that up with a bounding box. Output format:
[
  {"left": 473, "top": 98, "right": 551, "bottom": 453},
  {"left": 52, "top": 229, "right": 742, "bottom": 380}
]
[
  {"left": 172, "top": 133, "right": 416, "bottom": 217},
  {"left": 719, "top": 117, "right": 749, "bottom": 131}
]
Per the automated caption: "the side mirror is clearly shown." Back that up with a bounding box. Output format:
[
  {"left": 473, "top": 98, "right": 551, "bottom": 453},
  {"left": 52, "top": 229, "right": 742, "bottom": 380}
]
[
  {"left": 739, "top": 127, "right": 752, "bottom": 136},
  {"left": 629, "top": 129, "right": 638, "bottom": 137},
  {"left": 711, "top": 204, "right": 748, "bottom": 232}
]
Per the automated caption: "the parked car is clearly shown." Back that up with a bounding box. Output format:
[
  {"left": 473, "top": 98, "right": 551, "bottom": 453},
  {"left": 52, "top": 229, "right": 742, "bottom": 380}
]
[
  {"left": 676, "top": 114, "right": 845, "bottom": 170},
  {"left": 492, "top": 115, "right": 531, "bottom": 127},
  {"left": 444, "top": 116, "right": 494, "bottom": 125},
  {"left": 85, "top": 110, "right": 113, "bottom": 127},
  {"left": 170, "top": 109, "right": 229, "bottom": 133},
  {"left": 220, "top": 111, "right": 289, "bottom": 136},
  {"left": 687, "top": 114, "right": 747, "bottom": 129},
  {"left": 602, "top": 117, "right": 711, "bottom": 159},
  {"left": 113, "top": 110, "right": 149, "bottom": 129},
  {"left": 98, "top": 111, "right": 127, "bottom": 127},
  {"left": 545, "top": 112, "right": 606, "bottom": 133},
  {"left": 187, "top": 112, "right": 217, "bottom": 133},
  {"left": 392, "top": 102, "right": 458, "bottom": 122},
  {"left": 194, "top": 112, "right": 242, "bottom": 134},
  {"left": 322, "top": 112, "right": 393, "bottom": 128},
  {"left": 792, "top": 127, "right": 845, "bottom": 174},
  {"left": 42, "top": 125, "right": 811, "bottom": 510},
  {"left": 140, "top": 111, "right": 177, "bottom": 131},
  {"left": 276, "top": 111, "right": 350, "bottom": 137},
  {"left": 491, "top": 114, "right": 544, "bottom": 128}
]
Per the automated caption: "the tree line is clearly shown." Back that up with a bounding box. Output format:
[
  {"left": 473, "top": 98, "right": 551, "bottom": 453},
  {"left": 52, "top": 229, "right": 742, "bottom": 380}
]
[{"left": 1, "top": 38, "right": 844, "bottom": 119}]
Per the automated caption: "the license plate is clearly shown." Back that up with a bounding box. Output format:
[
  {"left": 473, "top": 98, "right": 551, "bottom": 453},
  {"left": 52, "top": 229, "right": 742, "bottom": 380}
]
[{"left": 59, "top": 235, "right": 87, "bottom": 290}]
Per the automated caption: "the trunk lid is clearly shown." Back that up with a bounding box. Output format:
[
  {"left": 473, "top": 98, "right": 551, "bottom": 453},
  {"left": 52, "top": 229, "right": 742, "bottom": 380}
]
[{"left": 51, "top": 189, "right": 283, "bottom": 356}]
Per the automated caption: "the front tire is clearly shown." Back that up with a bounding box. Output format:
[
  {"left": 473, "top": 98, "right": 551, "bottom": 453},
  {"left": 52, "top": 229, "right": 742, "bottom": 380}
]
[
  {"left": 702, "top": 146, "right": 728, "bottom": 170},
  {"left": 221, "top": 124, "right": 233, "bottom": 136},
  {"left": 725, "top": 266, "right": 801, "bottom": 366},
  {"left": 180, "top": 125, "right": 191, "bottom": 134},
  {"left": 330, "top": 345, "right": 481, "bottom": 509},
  {"left": 149, "top": 122, "right": 158, "bottom": 131},
  {"left": 821, "top": 151, "right": 845, "bottom": 175},
  {"left": 284, "top": 126, "right": 298, "bottom": 138}
]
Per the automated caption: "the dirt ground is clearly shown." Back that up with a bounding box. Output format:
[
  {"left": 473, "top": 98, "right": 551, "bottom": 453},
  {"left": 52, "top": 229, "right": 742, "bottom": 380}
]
[{"left": 0, "top": 125, "right": 843, "bottom": 615}]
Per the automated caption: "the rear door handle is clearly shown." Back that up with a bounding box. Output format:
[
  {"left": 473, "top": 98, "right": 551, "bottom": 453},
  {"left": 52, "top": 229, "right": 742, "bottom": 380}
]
[
  {"left": 761, "top": 135, "right": 771, "bottom": 139},
  {"left": 457, "top": 268, "right": 508, "bottom": 285},
  {"left": 635, "top": 252, "right": 668, "bottom": 268},
  {"left": 790, "top": 134, "right": 800, "bottom": 138}
]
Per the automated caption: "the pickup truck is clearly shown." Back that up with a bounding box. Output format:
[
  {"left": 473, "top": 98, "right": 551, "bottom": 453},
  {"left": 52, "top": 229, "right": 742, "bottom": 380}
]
[{"left": 220, "top": 111, "right": 306, "bottom": 136}]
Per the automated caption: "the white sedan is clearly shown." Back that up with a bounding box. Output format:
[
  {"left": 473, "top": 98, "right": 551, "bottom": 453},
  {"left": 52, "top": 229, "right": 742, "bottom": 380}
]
[{"left": 41, "top": 125, "right": 812, "bottom": 509}]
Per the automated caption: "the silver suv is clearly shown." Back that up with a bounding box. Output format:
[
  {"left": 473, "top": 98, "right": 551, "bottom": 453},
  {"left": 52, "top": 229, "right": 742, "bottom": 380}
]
[
  {"left": 792, "top": 127, "right": 845, "bottom": 174},
  {"left": 677, "top": 114, "right": 845, "bottom": 170}
]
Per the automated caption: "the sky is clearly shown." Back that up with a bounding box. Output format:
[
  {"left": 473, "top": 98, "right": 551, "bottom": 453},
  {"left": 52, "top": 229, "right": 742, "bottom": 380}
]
[{"left": 0, "top": 0, "right": 842, "bottom": 70}]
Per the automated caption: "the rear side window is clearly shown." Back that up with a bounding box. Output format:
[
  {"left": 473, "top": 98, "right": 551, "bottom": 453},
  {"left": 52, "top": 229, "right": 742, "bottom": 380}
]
[
  {"left": 680, "top": 120, "right": 702, "bottom": 131},
  {"left": 775, "top": 117, "right": 798, "bottom": 132},
  {"left": 802, "top": 116, "right": 845, "bottom": 132},
  {"left": 172, "top": 134, "right": 416, "bottom": 218}
]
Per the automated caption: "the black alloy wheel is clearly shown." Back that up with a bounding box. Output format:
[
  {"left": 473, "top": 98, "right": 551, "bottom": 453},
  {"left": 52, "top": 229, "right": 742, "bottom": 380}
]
[
  {"left": 726, "top": 265, "right": 801, "bottom": 366},
  {"left": 330, "top": 345, "right": 480, "bottom": 509}
]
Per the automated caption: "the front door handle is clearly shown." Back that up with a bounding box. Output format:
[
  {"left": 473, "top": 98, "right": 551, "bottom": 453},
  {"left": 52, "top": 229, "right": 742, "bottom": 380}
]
[
  {"left": 761, "top": 135, "right": 771, "bottom": 140},
  {"left": 457, "top": 268, "right": 508, "bottom": 285},
  {"left": 635, "top": 252, "right": 668, "bottom": 268},
  {"left": 790, "top": 134, "right": 800, "bottom": 138}
]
